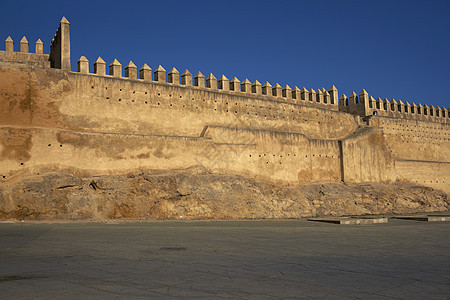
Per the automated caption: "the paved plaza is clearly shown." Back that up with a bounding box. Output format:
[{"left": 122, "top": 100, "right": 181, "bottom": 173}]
[{"left": 0, "top": 217, "right": 449, "bottom": 299}]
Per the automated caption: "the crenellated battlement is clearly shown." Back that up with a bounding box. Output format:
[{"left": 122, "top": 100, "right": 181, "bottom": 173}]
[
  {"left": 0, "top": 35, "right": 50, "bottom": 67},
  {"left": 340, "top": 89, "right": 449, "bottom": 124},
  {"left": 1, "top": 16, "right": 447, "bottom": 124},
  {"left": 74, "top": 55, "right": 340, "bottom": 111}
]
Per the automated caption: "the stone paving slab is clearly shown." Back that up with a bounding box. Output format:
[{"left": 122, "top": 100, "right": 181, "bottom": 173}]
[
  {"left": 307, "top": 217, "right": 389, "bottom": 225},
  {"left": 394, "top": 215, "right": 450, "bottom": 222},
  {"left": 0, "top": 219, "right": 449, "bottom": 299}
]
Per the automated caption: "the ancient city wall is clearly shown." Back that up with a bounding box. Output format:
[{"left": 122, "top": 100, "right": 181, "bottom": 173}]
[
  {"left": 0, "top": 17, "right": 449, "bottom": 196},
  {"left": 340, "top": 90, "right": 449, "bottom": 124}
]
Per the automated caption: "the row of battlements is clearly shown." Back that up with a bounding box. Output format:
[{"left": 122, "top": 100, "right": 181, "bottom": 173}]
[
  {"left": 340, "top": 89, "right": 449, "bottom": 123},
  {"left": 3, "top": 36, "right": 45, "bottom": 54},
  {"left": 77, "top": 56, "right": 340, "bottom": 109}
]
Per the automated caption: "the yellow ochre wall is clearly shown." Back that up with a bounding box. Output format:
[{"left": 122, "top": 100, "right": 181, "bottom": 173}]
[{"left": 0, "top": 63, "right": 448, "bottom": 194}]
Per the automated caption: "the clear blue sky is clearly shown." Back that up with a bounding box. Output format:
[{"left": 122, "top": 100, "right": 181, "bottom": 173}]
[{"left": 1, "top": 0, "right": 449, "bottom": 109}]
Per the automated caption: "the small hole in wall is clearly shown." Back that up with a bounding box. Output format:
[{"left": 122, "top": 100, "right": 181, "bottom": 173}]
[
  {"left": 105, "top": 87, "right": 108, "bottom": 90},
  {"left": 133, "top": 91, "right": 135, "bottom": 94},
  {"left": 132, "top": 100, "right": 135, "bottom": 103},
  {"left": 145, "top": 91, "right": 147, "bottom": 94},
  {"left": 157, "top": 103, "right": 160, "bottom": 105},
  {"left": 119, "top": 99, "right": 121, "bottom": 102},
  {"left": 20, "top": 163, "right": 23, "bottom": 166},
  {"left": 106, "top": 97, "right": 110, "bottom": 99},
  {"left": 249, "top": 155, "right": 252, "bottom": 157},
  {"left": 60, "top": 144, "right": 62, "bottom": 147},
  {"left": 179, "top": 96, "right": 182, "bottom": 98},
  {"left": 91, "top": 86, "right": 94, "bottom": 89},
  {"left": 145, "top": 101, "right": 148, "bottom": 104},
  {"left": 158, "top": 93, "right": 161, "bottom": 96},
  {"left": 48, "top": 144, "right": 51, "bottom": 147},
  {"left": 2, "top": 176, "right": 5, "bottom": 179},
  {"left": 120, "top": 89, "right": 122, "bottom": 91},
  {"left": 170, "top": 94, "right": 172, "bottom": 97}
]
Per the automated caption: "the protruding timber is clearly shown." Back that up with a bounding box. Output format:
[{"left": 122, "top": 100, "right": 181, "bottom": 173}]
[
  {"left": 20, "top": 36, "right": 28, "bottom": 53},
  {"left": 206, "top": 73, "right": 217, "bottom": 89},
  {"left": 154, "top": 65, "right": 166, "bottom": 82},
  {"left": 125, "top": 61, "right": 137, "bottom": 79},
  {"left": 77, "top": 56, "right": 89, "bottom": 74},
  {"left": 241, "top": 79, "right": 251, "bottom": 93},
  {"left": 109, "top": 59, "right": 122, "bottom": 77},
  {"left": 218, "top": 75, "right": 229, "bottom": 91},
  {"left": 35, "top": 39, "right": 43, "bottom": 54},
  {"left": 168, "top": 67, "right": 180, "bottom": 85},
  {"left": 181, "top": 69, "right": 192, "bottom": 86},
  {"left": 252, "top": 80, "right": 262, "bottom": 94},
  {"left": 230, "top": 77, "right": 241, "bottom": 92},
  {"left": 5, "top": 36, "right": 14, "bottom": 52},
  {"left": 195, "top": 71, "right": 205, "bottom": 87},
  {"left": 140, "top": 64, "right": 152, "bottom": 81},
  {"left": 94, "top": 57, "right": 106, "bottom": 76}
]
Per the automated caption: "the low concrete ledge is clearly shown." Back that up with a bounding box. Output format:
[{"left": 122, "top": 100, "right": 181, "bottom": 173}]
[
  {"left": 393, "top": 215, "right": 450, "bottom": 222},
  {"left": 307, "top": 217, "right": 388, "bottom": 225}
]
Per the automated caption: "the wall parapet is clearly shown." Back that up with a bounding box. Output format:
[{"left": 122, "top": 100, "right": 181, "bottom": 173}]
[
  {"left": 72, "top": 55, "right": 340, "bottom": 111},
  {"left": 339, "top": 89, "right": 449, "bottom": 124},
  {"left": 0, "top": 35, "right": 50, "bottom": 67},
  {"left": 1, "top": 17, "right": 447, "bottom": 123}
]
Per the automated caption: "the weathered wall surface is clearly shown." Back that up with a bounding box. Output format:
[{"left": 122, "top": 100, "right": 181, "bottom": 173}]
[
  {"left": 0, "top": 51, "right": 50, "bottom": 68},
  {"left": 367, "top": 116, "right": 450, "bottom": 194},
  {"left": 395, "top": 160, "right": 449, "bottom": 194},
  {"left": 0, "top": 62, "right": 350, "bottom": 185},
  {"left": 0, "top": 58, "right": 448, "bottom": 196},
  {"left": 0, "top": 125, "right": 341, "bottom": 186},
  {"left": 341, "top": 127, "right": 396, "bottom": 183},
  {"left": 369, "top": 116, "right": 450, "bottom": 162},
  {"left": 0, "top": 63, "right": 358, "bottom": 140}
]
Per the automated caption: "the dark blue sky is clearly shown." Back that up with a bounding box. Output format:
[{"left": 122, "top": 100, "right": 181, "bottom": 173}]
[{"left": 1, "top": 0, "right": 449, "bottom": 109}]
